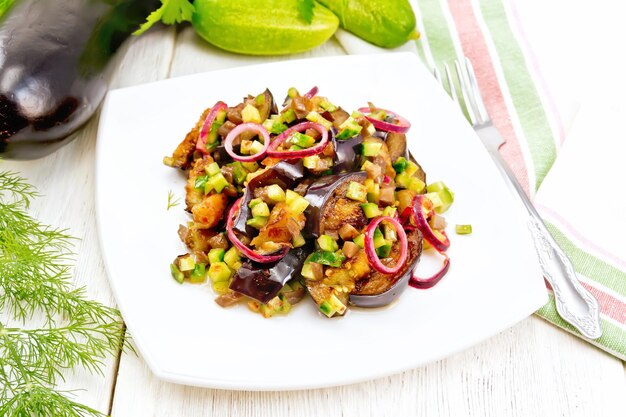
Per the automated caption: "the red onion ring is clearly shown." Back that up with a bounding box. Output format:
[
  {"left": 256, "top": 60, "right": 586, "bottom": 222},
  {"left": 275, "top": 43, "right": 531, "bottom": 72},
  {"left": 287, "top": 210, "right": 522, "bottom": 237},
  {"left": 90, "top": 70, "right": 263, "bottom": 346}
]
[
  {"left": 358, "top": 106, "right": 411, "bottom": 134},
  {"left": 303, "top": 86, "right": 319, "bottom": 99},
  {"left": 226, "top": 198, "right": 289, "bottom": 263},
  {"left": 410, "top": 251, "right": 450, "bottom": 289},
  {"left": 364, "top": 216, "right": 408, "bottom": 275},
  {"left": 224, "top": 123, "right": 270, "bottom": 162},
  {"left": 196, "top": 101, "right": 228, "bottom": 154},
  {"left": 266, "top": 122, "right": 329, "bottom": 159},
  {"left": 403, "top": 195, "right": 451, "bottom": 252}
]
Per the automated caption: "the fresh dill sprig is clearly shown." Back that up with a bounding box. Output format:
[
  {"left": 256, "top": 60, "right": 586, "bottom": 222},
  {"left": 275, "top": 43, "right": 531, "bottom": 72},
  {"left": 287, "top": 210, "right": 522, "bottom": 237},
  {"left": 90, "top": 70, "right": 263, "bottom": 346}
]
[
  {"left": 167, "top": 190, "right": 180, "bottom": 210},
  {"left": 0, "top": 171, "right": 128, "bottom": 416}
]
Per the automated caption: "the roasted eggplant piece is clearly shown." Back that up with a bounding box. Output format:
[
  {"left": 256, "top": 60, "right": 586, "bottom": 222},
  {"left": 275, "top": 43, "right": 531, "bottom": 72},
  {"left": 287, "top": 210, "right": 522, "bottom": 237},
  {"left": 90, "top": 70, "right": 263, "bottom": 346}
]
[
  {"left": 386, "top": 132, "right": 407, "bottom": 163},
  {"left": 233, "top": 160, "right": 304, "bottom": 236},
  {"left": 350, "top": 228, "right": 423, "bottom": 308},
  {"left": 229, "top": 245, "right": 312, "bottom": 303},
  {"left": 303, "top": 171, "right": 367, "bottom": 238}
]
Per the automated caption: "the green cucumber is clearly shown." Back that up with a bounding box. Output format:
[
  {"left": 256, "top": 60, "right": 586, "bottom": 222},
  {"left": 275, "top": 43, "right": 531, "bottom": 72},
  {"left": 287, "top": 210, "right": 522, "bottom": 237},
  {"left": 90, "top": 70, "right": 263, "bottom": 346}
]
[
  {"left": 316, "top": 0, "right": 418, "bottom": 48},
  {"left": 192, "top": 0, "right": 339, "bottom": 55}
]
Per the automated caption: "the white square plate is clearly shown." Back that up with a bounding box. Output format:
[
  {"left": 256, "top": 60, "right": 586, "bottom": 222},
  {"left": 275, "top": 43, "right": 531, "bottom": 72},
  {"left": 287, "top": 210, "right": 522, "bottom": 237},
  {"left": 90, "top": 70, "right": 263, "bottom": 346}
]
[{"left": 96, "top": 53, "right": 546, "bottom": 390}]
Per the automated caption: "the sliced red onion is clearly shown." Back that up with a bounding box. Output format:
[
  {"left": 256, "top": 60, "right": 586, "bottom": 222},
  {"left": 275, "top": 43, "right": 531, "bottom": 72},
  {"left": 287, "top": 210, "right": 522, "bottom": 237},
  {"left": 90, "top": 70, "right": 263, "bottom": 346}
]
[
  {"left": 224, "top": 123, "right": 270, "bottom": 162},
  {"left": 226, "top": 198, "right": 289, "bottom": 263},
  {"left": 196, "top": 101, "right": 228, "bottom": 154},
  {"left": 410, "top": 251, "right": 450, "bottom": 289},
  {"left": 303, "top": 86, "right": 319, "bottom": 99},
  {"left": 358, "top": 106, "right": 411, "bottom": 134},
  {"left": 404, "top": 195, "right": 451, "bottom": 252},
  {"left": 266, "top": 122, "right": 329, "bottom": 159},
  {"left": 364, "top": 216, "right": 408, "bottom": 275}
]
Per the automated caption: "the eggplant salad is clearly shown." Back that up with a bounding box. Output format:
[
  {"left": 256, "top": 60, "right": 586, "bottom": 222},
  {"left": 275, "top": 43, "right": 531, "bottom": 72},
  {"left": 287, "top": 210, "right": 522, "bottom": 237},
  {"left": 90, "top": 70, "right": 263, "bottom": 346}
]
[{"left": 164, "top": 87, "right": 457, "bottom": 318}]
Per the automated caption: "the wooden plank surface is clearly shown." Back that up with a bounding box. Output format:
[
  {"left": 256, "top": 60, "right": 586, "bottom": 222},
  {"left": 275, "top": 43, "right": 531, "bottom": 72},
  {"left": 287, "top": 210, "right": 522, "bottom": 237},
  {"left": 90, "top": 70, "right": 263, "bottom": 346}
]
[{"left": 3, "top": 23, "right": 625, "bottom": 417}]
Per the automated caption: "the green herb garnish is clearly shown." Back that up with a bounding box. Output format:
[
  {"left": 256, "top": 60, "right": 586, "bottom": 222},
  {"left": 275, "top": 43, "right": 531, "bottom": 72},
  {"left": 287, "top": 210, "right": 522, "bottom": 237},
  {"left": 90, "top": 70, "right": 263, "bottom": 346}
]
[
  {"left": 134, "top": 0, "right": 195, "bottom": 36},
  {"left": 0, "top": 171, "right": 130, "bottom": 416},
  {"left": 167, "top": 190, "right": 181, "bottom": 210}
]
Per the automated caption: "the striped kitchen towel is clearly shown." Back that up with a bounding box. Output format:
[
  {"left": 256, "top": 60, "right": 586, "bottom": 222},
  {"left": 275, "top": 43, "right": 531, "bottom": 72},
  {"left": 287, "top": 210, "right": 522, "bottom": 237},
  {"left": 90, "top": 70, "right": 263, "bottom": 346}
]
[{"left": 337, "top": 0, "right": 626, "bottom": 359}]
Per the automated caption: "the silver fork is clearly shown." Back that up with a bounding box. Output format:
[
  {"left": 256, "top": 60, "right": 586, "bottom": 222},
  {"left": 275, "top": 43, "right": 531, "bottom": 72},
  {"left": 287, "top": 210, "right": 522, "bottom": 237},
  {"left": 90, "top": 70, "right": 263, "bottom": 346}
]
[{"left": 436, "top": 58, "right": 602, "bottom": 340}]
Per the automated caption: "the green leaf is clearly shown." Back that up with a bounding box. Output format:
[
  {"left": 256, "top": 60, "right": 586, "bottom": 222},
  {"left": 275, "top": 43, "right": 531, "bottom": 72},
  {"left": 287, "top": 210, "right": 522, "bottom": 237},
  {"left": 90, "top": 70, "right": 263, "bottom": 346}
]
[
  {"left": 0, "top": 0, "right": 16, "bottom": 19},
  {"left": 297, "top": 0, "right": 315, "bottom": 24},
  {"left": 134, "top": 0, "right": 195, "bottom": 36}
]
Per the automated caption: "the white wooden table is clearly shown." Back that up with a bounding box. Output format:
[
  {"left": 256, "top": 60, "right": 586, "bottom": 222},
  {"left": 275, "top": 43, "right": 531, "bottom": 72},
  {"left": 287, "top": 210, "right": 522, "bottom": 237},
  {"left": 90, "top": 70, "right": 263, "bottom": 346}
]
[{"left": 5, "top": 3, "right": 626, "bottom": 414}]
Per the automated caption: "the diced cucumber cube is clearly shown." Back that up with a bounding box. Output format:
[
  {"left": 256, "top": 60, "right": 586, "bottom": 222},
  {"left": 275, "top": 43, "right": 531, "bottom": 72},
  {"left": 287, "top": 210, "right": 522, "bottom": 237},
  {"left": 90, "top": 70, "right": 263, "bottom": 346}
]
[
  {"left": 456, "top": 224, "right": 473, "bottom": 235},
  {"left": 212, "top": 281, "right": 230, "bottom": 295},
  {"left": 303, "top": 155, "right": 320, "bottom": 169},
  {"left": 266, "top": 184, "right": 286, "bottom": 202},
  {"left": 208, "top": 248, "right": 225, "bottom": 264},
  {"left": 305, "top": 111, "right": 332, "bottom": 129},
  {"left": 246, "top": 216, "right": 268, "bottom": 229},
  {"left": 327, "top": 294, "right": 347, "bottom": 315},
  {"left": 405, "top": 161, "right": 419, "bottom": 177},
  {"left": 382, "top": 206, "right": 397, "bottom": 217},
  {"left": 178, "top": 255, "right": 195, "bottom": 272},
  {"left": 223, "top": 247, "right": 241, "bottom": 269},
  {"left": 170, "top": 264, "right": 184, "bottom": 284},
  {"left": 301, "top": 263, "right": 316, "bottom": 280},
  {"left": 208, "top": 262, "right": 232, "bottom": 283},
  {"left": 242, "top": 104, "right": 261, "bottom": 123},
  {"left": 317, "top": 234, "right": 339, "bottom": 252},
  {"left": 291, "top": 132, "right": 316, "bottom": 148},
  {"left": 353, "top": 234, "right": 365, "bottom": 249},
  {"left": 346, "top": 181, "right": 367, "bottom": 202},
  {"left": 282, "top": 108, "right": 296, "bottom": 124},
  {"left": 319, "top": 301, "right": 335, "bottom": 317},
  {"left": 408, "top": 177, "right": 426, "bottom": 193},
  {"left": 241, "top": 162, "right": 259, "bottom": 172},
  {"left": 286, "top": 190, "right": 310, "bottom": 214},
  {"left": 209, "top": 173, "right": 229, "bottom": 193},
  {"left": 205, "top": 162, "right": 221, "bottom": 177},
  {"left": 361, "top": 203, "right": 382, "bottom": 218},
  {"left": 251, "top": 201, "right": 271, "bottom": 217},
  {"left": 373, "top": 227, "right": 386, "bottom": 249},
  {"left": 292, "top": 232, "right": 306, "bottom": 248},
  {"left": 190, "top": 263, "right": 206, "bottom": 283},
  {"left": 361, "top": 142, "right": 383, "bottom": 157}
]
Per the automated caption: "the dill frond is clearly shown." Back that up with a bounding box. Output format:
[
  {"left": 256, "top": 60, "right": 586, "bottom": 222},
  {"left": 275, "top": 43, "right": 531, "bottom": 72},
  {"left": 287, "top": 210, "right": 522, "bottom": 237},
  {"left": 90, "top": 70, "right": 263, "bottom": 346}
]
[
  {"left": 0, "top": 170, "right": 128, "bottom": 415},
  {"left": 167, "top": 189, "right": 180, "bottom": 210}
]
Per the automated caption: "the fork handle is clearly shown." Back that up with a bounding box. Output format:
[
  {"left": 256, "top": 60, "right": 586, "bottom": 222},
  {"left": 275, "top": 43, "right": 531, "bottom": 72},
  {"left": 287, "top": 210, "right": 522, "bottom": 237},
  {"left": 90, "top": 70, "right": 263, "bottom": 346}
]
[{"left": 487, "top": 147, "right": 602, "bottom": 340}]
